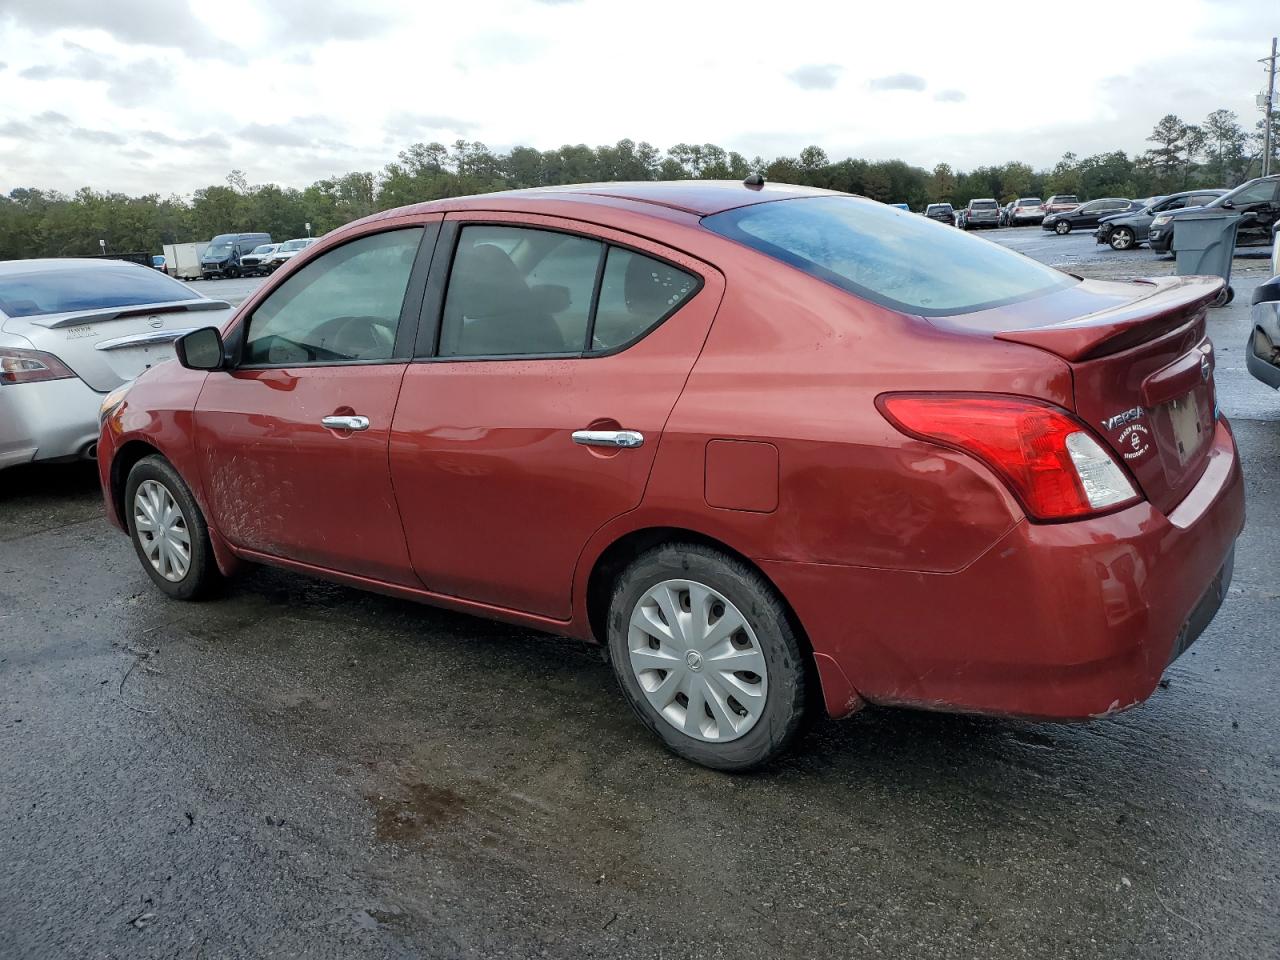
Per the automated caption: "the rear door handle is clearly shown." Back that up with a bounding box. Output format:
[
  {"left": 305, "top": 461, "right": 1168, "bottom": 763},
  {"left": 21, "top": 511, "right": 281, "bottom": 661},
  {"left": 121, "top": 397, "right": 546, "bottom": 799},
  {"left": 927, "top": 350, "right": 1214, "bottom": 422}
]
[
  {"left": 321, "top": 415, "right": 370, "bottom": 432},
  {"left": 572, "top": 429, "right": 644, "bottom": 449}
]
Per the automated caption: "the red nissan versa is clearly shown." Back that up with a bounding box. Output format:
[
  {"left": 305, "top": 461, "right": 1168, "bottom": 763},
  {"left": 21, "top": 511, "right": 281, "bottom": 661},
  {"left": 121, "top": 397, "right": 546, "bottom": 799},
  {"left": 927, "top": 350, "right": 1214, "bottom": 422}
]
[{"left": 96, "top": 180, "right": 1245, "bottom": 770}]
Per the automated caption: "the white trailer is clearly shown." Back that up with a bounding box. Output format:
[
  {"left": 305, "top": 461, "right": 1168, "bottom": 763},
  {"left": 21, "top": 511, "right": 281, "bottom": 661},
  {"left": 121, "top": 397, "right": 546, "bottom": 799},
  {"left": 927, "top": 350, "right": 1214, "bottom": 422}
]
[{"left": 162, "top": 242, "right": 208, "bottom": 280}]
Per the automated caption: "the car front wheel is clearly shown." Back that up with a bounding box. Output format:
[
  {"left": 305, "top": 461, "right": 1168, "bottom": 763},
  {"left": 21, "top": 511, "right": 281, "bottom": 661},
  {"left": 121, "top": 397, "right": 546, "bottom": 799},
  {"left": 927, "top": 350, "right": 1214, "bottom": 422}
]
[
  {"left": 1055, "top": 220, "right": 1071, "bottom": 235},
  {"left": 1109, "top": 227, "right": 1136, "bottom": 250},
  {"left": 605, "top": 543, "right": 808, "bottom": 771},
  {"left": 125, "top": 455, "right": 220, "bottom": 600}
]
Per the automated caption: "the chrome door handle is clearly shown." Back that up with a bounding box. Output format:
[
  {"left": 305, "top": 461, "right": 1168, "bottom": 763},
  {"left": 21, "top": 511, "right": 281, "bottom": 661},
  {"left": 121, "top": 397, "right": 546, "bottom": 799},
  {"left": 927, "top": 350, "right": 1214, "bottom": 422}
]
[
  {"left": 321, "top": 415, "right": 370, "bottom": 432},
  {"left": 572, "top": 429, "right": 644, "bottom": 449}
]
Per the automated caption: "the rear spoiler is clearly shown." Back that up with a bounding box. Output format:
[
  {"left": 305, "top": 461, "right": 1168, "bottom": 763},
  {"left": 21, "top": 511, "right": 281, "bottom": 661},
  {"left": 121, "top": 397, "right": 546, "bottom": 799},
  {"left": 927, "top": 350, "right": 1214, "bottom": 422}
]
[
  {"left": 24, "top": 299, "right": 233, "bottom": 329},
  {"left": 994, "top": 276, "right": 1222, "bottom": 362}
]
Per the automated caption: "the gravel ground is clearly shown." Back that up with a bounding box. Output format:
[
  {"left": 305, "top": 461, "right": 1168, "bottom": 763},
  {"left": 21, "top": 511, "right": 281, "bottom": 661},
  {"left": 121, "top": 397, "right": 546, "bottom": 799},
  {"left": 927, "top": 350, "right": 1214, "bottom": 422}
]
[{"left": 1, "top": 238, "right": 1277, "bottom": 960}]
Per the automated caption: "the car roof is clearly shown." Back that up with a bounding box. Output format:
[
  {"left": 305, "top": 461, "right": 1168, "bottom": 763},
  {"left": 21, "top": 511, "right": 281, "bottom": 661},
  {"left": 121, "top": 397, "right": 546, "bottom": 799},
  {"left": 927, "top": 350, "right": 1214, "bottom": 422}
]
[{"left": 370, "top": 180, "right": 841, "bottom": 220}]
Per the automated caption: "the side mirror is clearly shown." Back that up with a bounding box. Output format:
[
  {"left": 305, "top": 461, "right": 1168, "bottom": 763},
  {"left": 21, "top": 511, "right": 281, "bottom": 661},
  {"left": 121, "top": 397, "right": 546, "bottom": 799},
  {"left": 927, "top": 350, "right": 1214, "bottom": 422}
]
[
  {"left": 1220, "top": 199, "right": 1235, "bottom": 210},
  {"left": 175, "top": 326, "right": 225, "bottom": 371},
  {"left": 1241, "top": 211, "right": 1259, "bottom": 223}
]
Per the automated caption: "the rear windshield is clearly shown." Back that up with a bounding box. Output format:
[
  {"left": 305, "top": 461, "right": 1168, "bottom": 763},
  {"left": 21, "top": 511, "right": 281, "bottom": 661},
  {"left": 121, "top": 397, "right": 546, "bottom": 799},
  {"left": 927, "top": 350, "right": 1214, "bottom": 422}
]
[
  {"left": 1018, "top": 198, "right": 1042, "bottom": 205},
  {"left": 971, "top": 201, "right": 997, "bottom": 210},
  {"left": 1051, "top": 196, "right": 1078, "bottom": 203},
  {"left": 0, "top": 262, "right": 200, "bottom": 318},
  {"left": 703, "top": 196, "right": 1073, "bottom": 317},
  {"left": 927, "top": 204, "right": 953, "bottom": 212}
]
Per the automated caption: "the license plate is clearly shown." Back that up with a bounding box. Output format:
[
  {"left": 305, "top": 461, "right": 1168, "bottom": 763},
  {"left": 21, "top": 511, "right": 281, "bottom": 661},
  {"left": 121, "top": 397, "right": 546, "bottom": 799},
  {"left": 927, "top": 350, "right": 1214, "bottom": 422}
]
[
  {"left": 103, "top": 342, "right": 177, "bottom": 381},
  {"left": 1167, "top": 392, "right": 1205, "bottom": 464}
]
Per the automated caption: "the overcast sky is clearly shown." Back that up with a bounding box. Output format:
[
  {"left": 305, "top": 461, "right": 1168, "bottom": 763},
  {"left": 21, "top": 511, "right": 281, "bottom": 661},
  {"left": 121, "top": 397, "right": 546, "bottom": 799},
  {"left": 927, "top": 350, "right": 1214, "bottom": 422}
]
[{"left": 0, "top": 0, "right": 1274, "bottom": 196}]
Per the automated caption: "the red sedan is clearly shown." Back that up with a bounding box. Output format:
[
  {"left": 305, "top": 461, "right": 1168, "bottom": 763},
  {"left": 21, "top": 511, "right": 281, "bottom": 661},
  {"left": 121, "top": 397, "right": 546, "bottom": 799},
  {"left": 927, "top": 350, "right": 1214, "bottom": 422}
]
[{"left": 96, "top": 180, "right": 1244, "bottom": 770}]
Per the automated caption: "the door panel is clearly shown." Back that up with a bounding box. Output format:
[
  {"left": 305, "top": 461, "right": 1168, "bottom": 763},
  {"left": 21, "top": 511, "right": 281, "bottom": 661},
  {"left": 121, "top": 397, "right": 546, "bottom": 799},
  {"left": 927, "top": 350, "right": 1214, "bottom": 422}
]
[
  {"left": 196, "top": 365, "right": 414, "bottom": 582},
  {"left": 390, "top": 213, "right": 725, "bottom": 619},
  {"left": 193, "top": 219, "right": 438, "bottom": 584}
]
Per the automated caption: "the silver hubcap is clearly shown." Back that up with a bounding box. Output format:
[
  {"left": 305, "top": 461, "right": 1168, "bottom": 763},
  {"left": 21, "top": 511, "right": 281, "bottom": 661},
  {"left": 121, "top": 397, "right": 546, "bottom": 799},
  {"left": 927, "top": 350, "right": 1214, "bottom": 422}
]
[
  {"left": 133, "top": 479, "right": 191, "bottom": 582},
  {"left": 627, "top": 579, "right": 768, "bottom": 743},
  {"left": 1113, "top": 231, "right": 1132, "bottom": 249}
]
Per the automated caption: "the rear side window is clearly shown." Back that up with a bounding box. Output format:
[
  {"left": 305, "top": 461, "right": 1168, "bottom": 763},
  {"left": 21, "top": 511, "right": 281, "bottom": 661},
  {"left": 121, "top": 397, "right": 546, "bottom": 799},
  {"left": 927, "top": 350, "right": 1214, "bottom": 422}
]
[
  {"left": 437, "top": 226, "right": 699, "bottom": 358},
  {"left": 244, "top": 228, "right": 422, "bottom": 364},
  {"left": 593, "top": 248, "right": 698, "bottom": 351},
  {"left": 0, "top": 262, "right": 200, "bottom": 318},
  {"left": 703, "top": 196, "right": 1073, "bottom": 316},
  {"left": 440, "top": 226, "right": 602, "bottom": 357}
]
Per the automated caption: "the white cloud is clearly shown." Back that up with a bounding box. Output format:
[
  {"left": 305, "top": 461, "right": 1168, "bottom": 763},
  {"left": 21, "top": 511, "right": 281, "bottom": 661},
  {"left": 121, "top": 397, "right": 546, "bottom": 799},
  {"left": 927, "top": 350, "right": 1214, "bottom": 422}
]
[{"left": 0, "top": 0, "right": 1271, "bottom": 195}]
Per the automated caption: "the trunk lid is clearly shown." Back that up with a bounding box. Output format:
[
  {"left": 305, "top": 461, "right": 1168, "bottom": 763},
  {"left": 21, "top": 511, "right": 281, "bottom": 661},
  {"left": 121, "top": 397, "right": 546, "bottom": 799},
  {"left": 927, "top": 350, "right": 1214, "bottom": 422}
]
[
  {"left": 4, "top": 299, "right": 233, "bottom": 392},
  {"left": 931, "top": 276, "right": 1223, "bottom": 515}
]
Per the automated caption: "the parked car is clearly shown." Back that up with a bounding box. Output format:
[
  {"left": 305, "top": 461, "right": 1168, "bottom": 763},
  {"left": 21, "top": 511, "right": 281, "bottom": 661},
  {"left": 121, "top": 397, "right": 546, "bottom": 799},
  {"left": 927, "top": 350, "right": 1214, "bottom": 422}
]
[
  {"left": 0, "top": 258, "right": 233, "bottom": 471},
  {"left": 924, "top": 202, "right": 956, "bottom": 226},
  {"left": 1042, "top": 195, "right": 1081, "bottom": 216},
  {"left": 1149, "top": 175, "right": 1280, "bottom": 254},
  {"left": 998, "top": 201, "right": 1014, "bottom": 226},
  {"left": 262, "top": 237, "right": 318, "bottom": 273},
  {"left": 954, "top": 207, "right": 968, "bottom": 229},
  {"left": 1248, "top": 273, "right": 1280, "bottom": 391},
  {"left": 96, "top": 180, "right": 1243, "bottom": 770},
  {"left": 201, "top": 233, "right": 272, "bottom": 279},
  {"left": 150, "top": 255, "right": 166, "bottom": 272},
  {"left": 1008, "top": 198, "right": 1045, "bottom": 226},
  {"left": 962, "top": 198, "right": 1001, "bottom": 229},
  {"left": 240, "top": 244, "right": 279, "bottom": 276},
  {"left": 889, "top": 202, "right": 910, "bottom": 211},
  {"left": 1042, "top": 198, "right": 1142, "bottom": 235},
  {"left": 1095, "top": 190, "right": 1227, "bottom": 251}
]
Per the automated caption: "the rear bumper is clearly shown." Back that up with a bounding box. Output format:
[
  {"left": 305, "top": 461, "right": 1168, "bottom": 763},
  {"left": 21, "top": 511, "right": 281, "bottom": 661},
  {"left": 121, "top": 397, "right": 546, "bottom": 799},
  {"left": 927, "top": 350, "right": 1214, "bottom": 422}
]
[
  {"left": 0, "top": 377, "right": 103, "bottom": 470},
  {"left": 764, "top": 420, "right": 1245, "bottom": 720}
]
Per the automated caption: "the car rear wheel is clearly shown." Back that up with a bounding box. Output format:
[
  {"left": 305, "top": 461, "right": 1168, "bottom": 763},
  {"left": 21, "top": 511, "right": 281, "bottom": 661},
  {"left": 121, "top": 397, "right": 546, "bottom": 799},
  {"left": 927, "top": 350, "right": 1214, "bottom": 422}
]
[
  {"left": 125, "top": 455, "right": 220, "bottom": 601},
  {"left": 605, "top": 543, "right": 808, "bottom": 771},
  {"left": 1109, "top": 227, "right": 1136, "bottom": 250},
  {"left": 1054, "top": 220, "right": 1071, "bottom": 235}
]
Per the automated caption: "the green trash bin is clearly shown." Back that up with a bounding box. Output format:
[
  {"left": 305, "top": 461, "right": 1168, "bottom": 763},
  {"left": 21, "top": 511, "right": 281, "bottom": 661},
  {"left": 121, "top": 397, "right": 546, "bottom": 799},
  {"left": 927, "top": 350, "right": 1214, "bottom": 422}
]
[{"left": 1172, "top": 211, "right": 1241, "bottom": 306}]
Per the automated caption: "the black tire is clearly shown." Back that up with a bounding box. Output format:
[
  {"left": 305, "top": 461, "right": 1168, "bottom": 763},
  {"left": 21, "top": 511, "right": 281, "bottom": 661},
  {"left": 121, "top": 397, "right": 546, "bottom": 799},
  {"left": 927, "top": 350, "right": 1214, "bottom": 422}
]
[
  {"left": 1213, "top": 286, "right": 1234, "bottom": 307},
  {"left": 1109, "top": 227, "right": 1136, "bottom": 251},
  {"left": 1054, "top": 220, "right": 1071, "bottom": 235},
  {"left": 605, "top": 543, "right": 808, "bottom": 771},
  {"left": 125, "top": 455, "right": 220, "bottom": 601}
]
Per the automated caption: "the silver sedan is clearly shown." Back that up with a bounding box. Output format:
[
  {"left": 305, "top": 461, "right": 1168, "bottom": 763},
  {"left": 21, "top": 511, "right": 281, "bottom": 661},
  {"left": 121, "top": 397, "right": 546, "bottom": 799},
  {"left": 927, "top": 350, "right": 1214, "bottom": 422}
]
[{"left": 0, "top": 258, "right": 232, "bottom": 470}]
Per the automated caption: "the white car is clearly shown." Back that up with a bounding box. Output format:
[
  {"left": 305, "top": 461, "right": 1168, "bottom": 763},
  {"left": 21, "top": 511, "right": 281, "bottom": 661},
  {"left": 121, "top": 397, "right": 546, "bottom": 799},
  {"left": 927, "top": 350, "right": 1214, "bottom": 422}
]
[
  {"left": 239, "top": 243, "right": 279, "bottom": 276},
  {"left": 262, "top": 237, "right": 317, "bottom": 273},
  {"left": 0, "top": 259, "right": 232, "bottom": 470}
]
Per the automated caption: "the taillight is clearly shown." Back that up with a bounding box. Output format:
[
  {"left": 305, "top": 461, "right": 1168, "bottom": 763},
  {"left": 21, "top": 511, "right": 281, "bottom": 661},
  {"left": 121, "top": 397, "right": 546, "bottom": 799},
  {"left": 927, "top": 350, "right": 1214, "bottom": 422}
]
[
  {"left": 0, "top": 348, "right": 76, "bottom": 385},
  {"left": 877, "top": 393, "right": 1141, "bottom": 521}
]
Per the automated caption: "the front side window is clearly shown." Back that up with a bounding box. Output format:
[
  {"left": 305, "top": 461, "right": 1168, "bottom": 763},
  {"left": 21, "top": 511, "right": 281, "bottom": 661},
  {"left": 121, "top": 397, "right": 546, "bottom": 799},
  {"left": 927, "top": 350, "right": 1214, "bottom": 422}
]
[
  {"left": 243, "top": 227, "right": 422, "bottom": 365},
  {"left": 1220, "top": 179, "right": 1280, "bottom": 207},
  {"left": 592, "top": 248, "right": 698, "bottom": 351},
  {"left": 704, "top": 196, "right": 1073, "bottom": 316},
  {"left": 439, "top": 225, "right": 603, "bottom": 357}
]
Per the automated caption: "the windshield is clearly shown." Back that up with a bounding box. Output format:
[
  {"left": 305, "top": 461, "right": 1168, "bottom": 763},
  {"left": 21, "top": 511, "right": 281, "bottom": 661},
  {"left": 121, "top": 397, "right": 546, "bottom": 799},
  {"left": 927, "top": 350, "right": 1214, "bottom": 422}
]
[
  {"left": 280, "top": 239, "right": 310, "bottom": 252},
  {"left": 1017, "top": 199, "right": 1042, "bottom": 206},
  {"left": 703, "top": 196, "right": 1073, "bottom": 317},
  {"left": 0, "top": 262, "right": 201, "bottom": 318},
  {"left": 205, "top": 241, "right": 233, "bottom": 258},
  {"left": 250, "top": 245, "right": 275, "bottom": 255}
]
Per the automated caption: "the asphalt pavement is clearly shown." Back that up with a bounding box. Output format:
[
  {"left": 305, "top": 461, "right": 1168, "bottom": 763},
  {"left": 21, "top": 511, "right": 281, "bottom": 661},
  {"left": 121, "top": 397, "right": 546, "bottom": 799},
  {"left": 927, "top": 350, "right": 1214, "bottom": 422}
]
[{"left": 1, "top": 236, "right": 1278, "bottom": 959}]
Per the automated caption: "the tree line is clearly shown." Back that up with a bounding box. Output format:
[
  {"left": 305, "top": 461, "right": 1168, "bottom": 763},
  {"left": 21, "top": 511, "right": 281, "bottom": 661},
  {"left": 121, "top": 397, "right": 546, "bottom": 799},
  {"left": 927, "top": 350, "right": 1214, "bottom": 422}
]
[{"left": 1, "top": 108, "right": 1275, "bottom": 261}]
